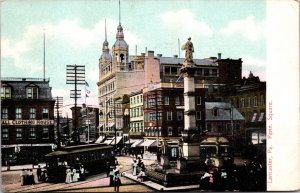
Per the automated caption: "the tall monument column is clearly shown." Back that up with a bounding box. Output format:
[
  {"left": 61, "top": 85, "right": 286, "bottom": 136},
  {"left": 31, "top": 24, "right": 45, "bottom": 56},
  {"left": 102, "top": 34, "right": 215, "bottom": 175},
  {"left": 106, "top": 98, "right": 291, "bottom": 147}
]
[{"left": 179, "top": 37, "right": 200, "bottom": 170}]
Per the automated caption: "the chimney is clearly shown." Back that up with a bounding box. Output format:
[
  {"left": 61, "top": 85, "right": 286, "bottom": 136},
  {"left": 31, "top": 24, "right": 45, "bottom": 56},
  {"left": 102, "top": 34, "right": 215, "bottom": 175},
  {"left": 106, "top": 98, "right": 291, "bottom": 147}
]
[
  {"left": 157, "top": 54, "right": 162, "bottom": 57},
  {"left": 148, "top": 50, "right": 154, "bottom": 57},
  {"left": 218, "top": 53, "right": 222, "bottom": 60},
  {"left": 173, "top": 55, "right": 178, "bottom": 58}
]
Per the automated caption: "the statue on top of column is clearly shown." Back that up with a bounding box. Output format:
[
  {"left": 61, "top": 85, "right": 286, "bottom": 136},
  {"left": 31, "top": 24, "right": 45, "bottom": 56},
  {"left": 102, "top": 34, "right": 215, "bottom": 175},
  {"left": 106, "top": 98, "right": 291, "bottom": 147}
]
[{"left": 181, "top": 37, "right": 194, "bottom": 63}]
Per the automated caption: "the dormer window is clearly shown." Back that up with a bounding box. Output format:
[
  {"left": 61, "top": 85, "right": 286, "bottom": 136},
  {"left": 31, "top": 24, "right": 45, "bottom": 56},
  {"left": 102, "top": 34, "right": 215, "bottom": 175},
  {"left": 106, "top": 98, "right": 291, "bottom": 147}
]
[
  {"left": 27, "top": 86, "right": 38, "bottom": 99},
  {"left": 1, "top": 86, "right": 11, "bottom": 99}
]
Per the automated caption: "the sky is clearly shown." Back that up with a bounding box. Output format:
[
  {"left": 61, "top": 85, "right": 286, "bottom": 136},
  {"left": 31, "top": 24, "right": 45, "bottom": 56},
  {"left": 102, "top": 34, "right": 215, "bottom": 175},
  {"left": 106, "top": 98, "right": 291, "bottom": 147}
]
[{"left": 1, "top": 0, "right": 266, "bottom": 116}]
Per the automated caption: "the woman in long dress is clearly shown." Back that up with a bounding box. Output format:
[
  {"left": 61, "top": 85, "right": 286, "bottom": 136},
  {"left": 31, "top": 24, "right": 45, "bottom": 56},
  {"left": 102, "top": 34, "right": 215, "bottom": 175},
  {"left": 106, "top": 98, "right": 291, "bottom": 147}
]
[
  {"left": 132, "top": 160, "right": 137, "bottom": 176},
  {"left": 65, "top": 167, "right": 72, "bottom": 183},
  {"left": 72, "top": 168, "right": 79, "bottom": 182}
]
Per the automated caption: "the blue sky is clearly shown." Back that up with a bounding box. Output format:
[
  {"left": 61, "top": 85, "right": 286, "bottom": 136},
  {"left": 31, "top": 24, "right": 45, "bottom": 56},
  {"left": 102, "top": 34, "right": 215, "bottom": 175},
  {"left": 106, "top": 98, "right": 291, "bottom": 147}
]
[{"left": 1, "top": 0, "right": 266, "bottom": 115}]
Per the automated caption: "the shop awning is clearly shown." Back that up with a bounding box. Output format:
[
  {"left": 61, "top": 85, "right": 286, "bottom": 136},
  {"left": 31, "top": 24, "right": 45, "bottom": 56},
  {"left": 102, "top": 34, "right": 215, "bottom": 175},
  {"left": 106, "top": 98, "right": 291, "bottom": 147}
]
[
  {"left": 124, "top": 139, "right": 138, "bottom": 144},
  {"left": 111, "top": 136, "right": 123, "bottom": 145},
  {"left": 139, "top": 140, "right": 156, "bottom": 147},
  {"left": 97, "top": 123, "right": 104, "bottom": 129},
  {"left": 131, "top": 139, "right": 143, "bottom": 148},
  {"left": 107, "top": 123, "right": 115, "bottom": 127},
  {"left": 95, "top": 136, "right": 105, "bottom": 144},
  {"left": 103, "top": 139, "right": 113, "bottom": 145}
]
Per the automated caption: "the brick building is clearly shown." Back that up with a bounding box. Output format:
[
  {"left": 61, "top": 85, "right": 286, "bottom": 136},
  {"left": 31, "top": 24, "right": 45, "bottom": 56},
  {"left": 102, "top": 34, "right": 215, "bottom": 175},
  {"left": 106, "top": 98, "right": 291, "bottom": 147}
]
[
  {"left": 1, "top": 77, "right": 55, "bottom": 165},
  {"left": 225, "top": 72, "right": 266, "bottom": 145}
]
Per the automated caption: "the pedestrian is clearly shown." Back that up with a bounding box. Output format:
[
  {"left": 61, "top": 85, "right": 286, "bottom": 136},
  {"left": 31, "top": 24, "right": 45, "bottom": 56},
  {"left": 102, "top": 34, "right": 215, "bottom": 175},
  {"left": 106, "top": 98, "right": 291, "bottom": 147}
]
[
  {"left": 200, "top": 171, "right": 210, "bottom": 190},
  {"left": 36, "top": 165, "right": 42, "bottom": 181},
  {"left": 132, "top": 160, "right": 137, "bottom": 176},
  {"left": 106, "top": 161, "right": 111, "bottom": 177},
  {"left": 20, "top": 169, "right": 26, "bottom": 186},
  {"left": 109, "top": 166, "right": 115, "bottom": 186},
  {"left": 40, "top": 169, "right": 46, "bottom": 182},
  {"left": 80, "top": 165, "right": 85, "bottom": 181},
  {"left": 114, "top": 158, "right": 119, "bottom": 166},
  {"left": 65, "top": 167, "right": 72, "bottom": 183},
  {"left": 72, "top": 167, "right": 79, "bottom": 182},
  {"left": 113, "top": 169, "right": 121, "bottom": 192},
  {"left": 28, "top": 169, "right": 35, "bottom": 185}
]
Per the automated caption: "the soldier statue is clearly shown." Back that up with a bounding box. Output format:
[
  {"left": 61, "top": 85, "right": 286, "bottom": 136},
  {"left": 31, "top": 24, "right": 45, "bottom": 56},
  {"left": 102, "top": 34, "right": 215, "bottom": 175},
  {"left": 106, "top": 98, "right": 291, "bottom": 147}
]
[{"left": 181, "top": 37, "right": 194, "bottom": 63}]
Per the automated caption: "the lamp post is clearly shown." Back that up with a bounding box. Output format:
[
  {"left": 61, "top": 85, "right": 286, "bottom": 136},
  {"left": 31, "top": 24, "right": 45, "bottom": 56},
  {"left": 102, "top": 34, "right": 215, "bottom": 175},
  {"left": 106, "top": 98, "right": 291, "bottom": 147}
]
[{"left": 85, "top": 119, "right": 90, "bottom": 144}]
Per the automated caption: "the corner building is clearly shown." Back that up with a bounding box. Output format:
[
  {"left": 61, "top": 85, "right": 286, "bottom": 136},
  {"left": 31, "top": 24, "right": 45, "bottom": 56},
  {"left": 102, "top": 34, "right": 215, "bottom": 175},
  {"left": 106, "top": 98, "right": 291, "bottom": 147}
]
[{"left": 1, "top": 78, "right": 55, "bottom": 165}]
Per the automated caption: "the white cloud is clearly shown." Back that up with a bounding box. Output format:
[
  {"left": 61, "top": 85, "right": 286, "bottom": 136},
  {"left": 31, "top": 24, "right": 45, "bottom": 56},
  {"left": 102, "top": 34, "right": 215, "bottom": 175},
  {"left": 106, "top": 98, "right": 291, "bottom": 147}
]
[
  {"left": 220, "top": 16, "right": 265, "bottom": 41},
  {"left": 161, "top": 9, "right": 213, "bottom": 37},
  {"left": 242, "top": 55, "right": 266, "bottom": 68}
]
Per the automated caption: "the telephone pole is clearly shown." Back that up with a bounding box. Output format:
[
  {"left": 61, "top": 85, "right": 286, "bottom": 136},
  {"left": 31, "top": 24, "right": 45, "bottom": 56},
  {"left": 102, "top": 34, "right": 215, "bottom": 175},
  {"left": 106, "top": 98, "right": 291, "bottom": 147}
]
[{"left": 66, "top": 64, "right": 85, "bottom": 144}]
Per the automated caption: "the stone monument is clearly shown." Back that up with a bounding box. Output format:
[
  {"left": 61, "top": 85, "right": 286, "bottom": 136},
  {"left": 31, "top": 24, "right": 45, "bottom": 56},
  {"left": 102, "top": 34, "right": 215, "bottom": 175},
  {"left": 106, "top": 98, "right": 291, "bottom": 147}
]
[{"left": 177, "top": 37, "right": 201, "bottom": 172}]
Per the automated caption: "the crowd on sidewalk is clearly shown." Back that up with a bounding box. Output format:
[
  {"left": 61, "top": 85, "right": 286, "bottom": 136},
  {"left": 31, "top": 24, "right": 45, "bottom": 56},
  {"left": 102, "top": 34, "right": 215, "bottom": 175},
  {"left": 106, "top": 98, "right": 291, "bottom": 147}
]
[{"left": 20, "top": 165, "right": 47, "bottom": 186}]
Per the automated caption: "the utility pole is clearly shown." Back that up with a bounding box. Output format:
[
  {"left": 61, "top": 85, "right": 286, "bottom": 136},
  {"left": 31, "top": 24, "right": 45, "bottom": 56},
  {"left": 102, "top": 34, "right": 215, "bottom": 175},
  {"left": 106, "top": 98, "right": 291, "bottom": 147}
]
[
  {"left": 66, "top": 64, "right": 85, "bottom": 144},
  {"left": 54, "top": 97, "right": 63, "bottom": 149}
]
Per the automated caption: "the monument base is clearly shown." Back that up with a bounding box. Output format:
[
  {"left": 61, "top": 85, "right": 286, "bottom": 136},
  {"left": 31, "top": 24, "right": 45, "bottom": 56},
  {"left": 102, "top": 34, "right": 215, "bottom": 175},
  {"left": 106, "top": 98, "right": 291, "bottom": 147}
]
[
  {"left": 158, "top": 155, "right": 170, "bottom": 170},
  {"left": 182, "top": 142, "right": 200, "bottom": 160}
]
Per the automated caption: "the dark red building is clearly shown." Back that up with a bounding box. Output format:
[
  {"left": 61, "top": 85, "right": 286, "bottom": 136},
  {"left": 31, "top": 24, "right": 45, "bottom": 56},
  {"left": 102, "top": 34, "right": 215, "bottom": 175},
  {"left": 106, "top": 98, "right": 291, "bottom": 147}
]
[{"left": 1, "top": 77, "right": 55, "bottom": 165}]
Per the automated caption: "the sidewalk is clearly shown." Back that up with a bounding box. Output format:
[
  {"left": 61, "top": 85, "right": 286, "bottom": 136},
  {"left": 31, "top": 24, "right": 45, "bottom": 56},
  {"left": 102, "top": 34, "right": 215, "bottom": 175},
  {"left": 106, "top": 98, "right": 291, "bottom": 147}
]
[
  {"left": 2, "top": 163, "right": 46, "bottom": 172},
  {"left": 123, "top": 171, "right": 199, "bottom": 191}
]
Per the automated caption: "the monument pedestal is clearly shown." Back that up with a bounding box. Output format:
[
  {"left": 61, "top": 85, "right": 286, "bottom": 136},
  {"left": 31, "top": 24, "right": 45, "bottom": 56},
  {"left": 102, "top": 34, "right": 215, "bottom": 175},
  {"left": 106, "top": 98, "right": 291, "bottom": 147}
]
[{"left": 159, "top": 155, "right": 170, "bottom": 170}]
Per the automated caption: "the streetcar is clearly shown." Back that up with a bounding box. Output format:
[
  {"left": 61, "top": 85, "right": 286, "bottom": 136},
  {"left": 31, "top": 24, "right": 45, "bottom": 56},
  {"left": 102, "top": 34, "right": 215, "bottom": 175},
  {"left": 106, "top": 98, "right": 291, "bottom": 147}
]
[{"left": 45, "top": 143, "right": 115, "bottom": 182}]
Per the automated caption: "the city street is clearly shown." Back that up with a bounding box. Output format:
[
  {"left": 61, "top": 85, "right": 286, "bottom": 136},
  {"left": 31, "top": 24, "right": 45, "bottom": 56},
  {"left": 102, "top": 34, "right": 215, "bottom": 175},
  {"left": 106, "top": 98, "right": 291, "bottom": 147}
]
[{"left": 1, "top": 155, "right": 156, "bottom": 192}]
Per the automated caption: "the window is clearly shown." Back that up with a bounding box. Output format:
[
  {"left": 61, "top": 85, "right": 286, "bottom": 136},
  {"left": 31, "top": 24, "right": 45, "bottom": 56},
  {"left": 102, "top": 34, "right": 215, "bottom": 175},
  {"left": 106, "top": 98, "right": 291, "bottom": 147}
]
[
  {"left": 27, "top": 87, "right": 38, "bottom": 99},
  {"left": 1, "top": 87, "right": 11, "bottom": 99},
  {"left": 196, "top": 111, "right": 201, "bottom": 120},
  {"left": 212, "top": 108, "right": 218, "bottom": 117},
  {"left": 177, "top": 111, "right": 183, "bottom": 121},
  {"left": 168, "top": 127, "right": 173, "bottom": 136},
  {"left": 171, "top": 148, "right": 177, "bottom": 158},
  {"left": 175, "top": 96, "right": 180, "bottom": 105},
  {"left": 204, "top": 68, "right": 209, "bottom": 76},
  {"left": 196, "top": 96, "right": 201, "bottom": 105},
  {"left": 171, "top": 67, "right": 178, "bottom": 75},
  {"left": 1, "top": 108, "right": 8, "bottom": 119},
  {"left": 165, "top": 66, "right": 171, "bottom": 75},
  {"left": 260, "top": 95, "right": 265, "bottom": 106},
  {"left": 248, "top": 97, "right": 251, "bottom": 107},
  {"left": 42, "top": 128, "right": 49, "bottom": 139},
  {"left": 253, "top": 96, "right": 258, "bottom": 107},
  {"left": 16, "top": 108, "right": 22, "bottom": 119},
  {"left": 148, "top": 98, "right": 155, "bottom": 107},
  {"left": 29, "top": 128, "right": 36, "bottom": 139},
  {"left": 241, "top": 98, "right": 245, "bottom": 108},
  {"left": 42, "top": 108, "right": 49, "bottom": 119},
  {"left": 167, "top": 111, "right": 172, "bottom": 121},
  {"left": 29, "top": 108, "right": 36, "bottom": 119},
  {"left": 164, "top": 96, "right": 169, "bottom": 105},
  {"left": 178, "top": 127, "right": 183, "bottom": 136},
  {"left": 2, "top": 128, "right": 9, "bottom": 140},
  {"left": 212, "top": 69, "right": 218, "bottom": 77},
  {"left": 16, "top": 128, "right": 22, "bottom": 139}
]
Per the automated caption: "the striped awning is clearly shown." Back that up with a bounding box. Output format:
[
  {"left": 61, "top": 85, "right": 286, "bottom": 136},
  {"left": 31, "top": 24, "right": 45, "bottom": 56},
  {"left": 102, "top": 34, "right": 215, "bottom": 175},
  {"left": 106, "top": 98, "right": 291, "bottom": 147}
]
[
  {"left": 139, "top": 140, "right": 156, "bottom": 147},
  {"left": 131, "top": 139, "right": 143, "bottom": 148}
]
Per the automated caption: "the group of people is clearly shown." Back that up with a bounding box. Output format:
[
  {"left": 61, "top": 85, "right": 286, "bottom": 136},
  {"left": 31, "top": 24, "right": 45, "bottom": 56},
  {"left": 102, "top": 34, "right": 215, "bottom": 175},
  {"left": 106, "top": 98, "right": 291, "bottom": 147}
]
[
  {"left": 20, "top": 165, "right": 47, "bottom": 186},
  {"left": 107, "top": 158, "right": 122, "bottom": 192},
  {"left": 132, "top": 157, "right": 146, "bottom": 181},
  {"left": 65, "top": 165, "right": 85, "bottom": 184},
  {"left": 200, "top": 159, "right": 266, "bottom": 191}
]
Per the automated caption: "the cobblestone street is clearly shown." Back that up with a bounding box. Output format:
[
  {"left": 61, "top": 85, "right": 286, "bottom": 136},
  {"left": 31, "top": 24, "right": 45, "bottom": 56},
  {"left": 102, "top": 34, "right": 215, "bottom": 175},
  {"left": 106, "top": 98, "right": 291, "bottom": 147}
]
[{"left": 1, "top": 155, "right": 156, "bottom": 192}]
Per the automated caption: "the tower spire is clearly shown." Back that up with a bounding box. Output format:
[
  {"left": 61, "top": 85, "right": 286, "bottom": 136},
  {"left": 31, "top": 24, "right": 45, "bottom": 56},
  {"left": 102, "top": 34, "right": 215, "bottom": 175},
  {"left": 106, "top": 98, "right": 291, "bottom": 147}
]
[
  {"left": 43, "top": 28, "right": 46, "bottom": 81},
  {"left": 119, "top": 0, "right": 121, "bottom": 25},
  {"left": 105, "top": 19, "right": 107, "bottom": 41}
]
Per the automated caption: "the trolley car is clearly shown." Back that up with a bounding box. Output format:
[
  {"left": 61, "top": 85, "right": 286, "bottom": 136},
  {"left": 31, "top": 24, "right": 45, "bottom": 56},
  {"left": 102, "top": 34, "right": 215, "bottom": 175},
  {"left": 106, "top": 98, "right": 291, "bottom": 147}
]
[{"left": 45, "top": 143, "right": 115, "bottom": 182}]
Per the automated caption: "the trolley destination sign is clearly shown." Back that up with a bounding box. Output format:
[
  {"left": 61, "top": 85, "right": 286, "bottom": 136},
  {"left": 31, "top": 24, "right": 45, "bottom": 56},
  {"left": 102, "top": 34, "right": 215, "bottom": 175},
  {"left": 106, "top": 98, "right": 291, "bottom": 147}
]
[{"left": 1, "top": 120, "right": 54, "bottom": 126}]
